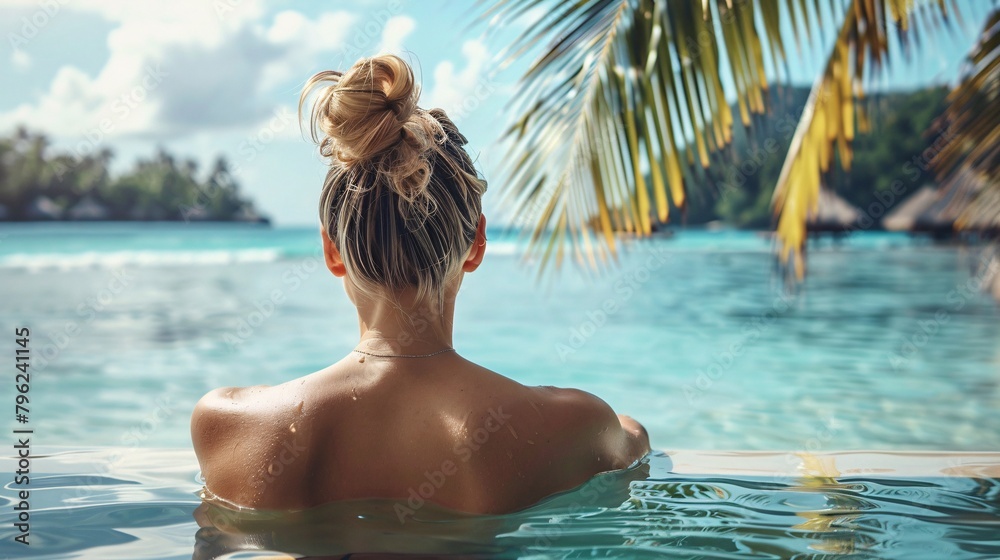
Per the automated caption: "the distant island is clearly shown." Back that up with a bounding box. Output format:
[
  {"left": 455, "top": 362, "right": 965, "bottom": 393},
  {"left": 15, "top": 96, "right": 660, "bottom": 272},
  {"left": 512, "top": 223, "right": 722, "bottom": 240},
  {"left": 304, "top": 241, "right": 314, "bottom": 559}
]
[{"left": 0, "top": 127, "right": 269, "bottom": 224}]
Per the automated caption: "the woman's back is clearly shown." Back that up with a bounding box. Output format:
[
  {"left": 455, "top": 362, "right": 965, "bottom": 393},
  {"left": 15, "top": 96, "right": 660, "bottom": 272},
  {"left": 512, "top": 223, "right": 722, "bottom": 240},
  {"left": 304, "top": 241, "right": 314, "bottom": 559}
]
[{"left": 192, "top": 352, "right": 649, "bottom": 515}]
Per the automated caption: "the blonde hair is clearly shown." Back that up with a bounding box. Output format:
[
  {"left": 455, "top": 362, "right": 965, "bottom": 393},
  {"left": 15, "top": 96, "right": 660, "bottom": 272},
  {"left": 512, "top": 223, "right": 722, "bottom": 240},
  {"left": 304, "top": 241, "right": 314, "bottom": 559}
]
[{"left": 300, "top": 55, "right": 487, "bottom": 307}]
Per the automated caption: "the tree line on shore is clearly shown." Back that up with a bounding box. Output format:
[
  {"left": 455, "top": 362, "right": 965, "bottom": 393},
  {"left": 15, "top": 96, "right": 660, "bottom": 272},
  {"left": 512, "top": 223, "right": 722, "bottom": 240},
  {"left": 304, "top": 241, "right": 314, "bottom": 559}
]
[{"left": 0, "top": 127, "right": 268, "bottom": 223}]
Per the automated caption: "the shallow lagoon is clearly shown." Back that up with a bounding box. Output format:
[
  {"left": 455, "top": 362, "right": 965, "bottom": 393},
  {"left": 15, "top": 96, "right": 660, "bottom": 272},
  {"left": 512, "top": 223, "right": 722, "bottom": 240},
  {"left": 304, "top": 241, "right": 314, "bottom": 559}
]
[
  {"left": 2, "top": 224, "right": 998, "bottom": 451},
  {"left": 1, "top": 448, "right": 999, "bottom": 558},
  {"left": 1, "top": 224, "right": 999, "bottom": 557}
]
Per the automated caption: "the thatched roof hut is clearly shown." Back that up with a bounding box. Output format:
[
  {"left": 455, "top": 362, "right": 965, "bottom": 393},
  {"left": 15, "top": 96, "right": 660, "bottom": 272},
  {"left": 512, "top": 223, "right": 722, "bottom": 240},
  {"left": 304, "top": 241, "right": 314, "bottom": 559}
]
[
  {"left": 938, "top": 170, "right": 998, "bottom": 234},
  {"left": 807, "top": 188, "right": 861, "bottom": 232},
  {"left": 884, "top": 175, "right": 998, "bottom": 236},
  {"left": 883, "top": 186, "right": 951, "bottom": 233}
]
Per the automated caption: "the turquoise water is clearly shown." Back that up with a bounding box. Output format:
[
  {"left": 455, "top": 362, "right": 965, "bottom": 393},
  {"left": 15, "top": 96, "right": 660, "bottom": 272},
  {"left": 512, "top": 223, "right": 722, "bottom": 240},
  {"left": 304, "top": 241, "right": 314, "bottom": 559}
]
[
  {"left": 2, "top": 449, "right": 999, "bottom": 558},
  {"left": 2, "top": 223, "right": 998, "bottom": 450},
  {"left": 1, "top": 223, "right": 999, "bottom": 558}
]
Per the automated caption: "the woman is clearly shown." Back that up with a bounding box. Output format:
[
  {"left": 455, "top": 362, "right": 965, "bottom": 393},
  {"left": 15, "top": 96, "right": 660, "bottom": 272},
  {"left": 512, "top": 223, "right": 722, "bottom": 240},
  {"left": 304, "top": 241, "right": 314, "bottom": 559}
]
[{"left": 191, "top": 54, "right": 649, "bottom": 515}]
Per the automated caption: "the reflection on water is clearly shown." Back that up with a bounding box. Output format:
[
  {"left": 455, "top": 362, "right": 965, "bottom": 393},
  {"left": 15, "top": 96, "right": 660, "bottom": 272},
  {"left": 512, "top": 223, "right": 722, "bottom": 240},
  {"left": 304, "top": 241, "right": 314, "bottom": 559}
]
[
  {"left": 1, "top": 450, "right": 998, "bottom": 558},
  {"left": 181, "top": 453, "right": 1000, "bottom": 560},
  {"left": 191, "top": 462, "right": 653, "bottom": 559}
]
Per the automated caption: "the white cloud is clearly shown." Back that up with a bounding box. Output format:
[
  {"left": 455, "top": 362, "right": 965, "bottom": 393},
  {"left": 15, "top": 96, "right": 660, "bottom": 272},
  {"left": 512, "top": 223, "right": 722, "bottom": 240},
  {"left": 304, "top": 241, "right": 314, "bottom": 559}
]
[
  {"left": 265, "top": 10, "right": 354, "bottom": 51},
  {"left": 1, "top": 65, "right": 126, "bottom": 137},
  {"left": 258, "top": 10, "right": 357, "bottom": 92},
  {"left": 0, "top": 3, "right": 358, "bottom": 144},
  {"left": 11, "top": 49, "right": 31, "bottom": 70},
  {"left": 376, "top": 15, "right": 416, "bottom": 56},
  {"left": 426, "top": 40, "right": 493, "bottom": 122}
]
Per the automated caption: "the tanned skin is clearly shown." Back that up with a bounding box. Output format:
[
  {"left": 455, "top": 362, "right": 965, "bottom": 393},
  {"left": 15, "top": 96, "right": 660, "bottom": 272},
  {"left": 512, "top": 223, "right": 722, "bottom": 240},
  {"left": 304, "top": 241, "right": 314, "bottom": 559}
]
[{"left": 192, "top": 215, "right": 650, "bottom": 514}]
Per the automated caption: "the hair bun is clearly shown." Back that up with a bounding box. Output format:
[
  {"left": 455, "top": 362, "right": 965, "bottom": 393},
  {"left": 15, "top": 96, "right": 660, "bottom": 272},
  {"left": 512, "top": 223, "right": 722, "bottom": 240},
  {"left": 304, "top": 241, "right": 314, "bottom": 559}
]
[
  {"left": 302, "top": 55, "right": 488, "bottom": 308},
  {"left": 428, "top": 108, "right": 468, "bottom": 146},
  {"left": 302, "top": 55, "right": 445, "bottom": 202}
]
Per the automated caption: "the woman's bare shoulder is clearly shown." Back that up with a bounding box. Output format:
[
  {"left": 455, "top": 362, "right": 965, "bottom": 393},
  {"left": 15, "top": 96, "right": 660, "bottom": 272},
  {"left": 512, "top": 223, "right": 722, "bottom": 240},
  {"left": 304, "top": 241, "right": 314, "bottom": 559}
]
[
  {"left": 522, "top": 385, "right": 619, "bottom": 422},
  {"left": 191, "top": 383, "right": 316, "bottom": 508},
  {"left": 191, "top": 385, "right": 272, "bottom": 455},
  {"left": 192, "top": 384, "right": 277, "bottom": 429},
  {"left": 513, "top": 385, "right": 644, "bottom": 468},
  {"left": 195, "top": 384, "right": 269, "bottom": 409},
  {"left": 457, "top": 363, "right": 619, "bottom": 428}
]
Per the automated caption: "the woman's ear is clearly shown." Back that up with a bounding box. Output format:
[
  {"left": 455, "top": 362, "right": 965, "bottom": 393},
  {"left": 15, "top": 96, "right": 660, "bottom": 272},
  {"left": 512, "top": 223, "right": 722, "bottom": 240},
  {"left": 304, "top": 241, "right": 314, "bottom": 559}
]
[
  {"left": 320, "top": 227, "right": 347, "bottom": 277},
  {"left": 462, "top": 214, "right": 487, "bottom": 273}
]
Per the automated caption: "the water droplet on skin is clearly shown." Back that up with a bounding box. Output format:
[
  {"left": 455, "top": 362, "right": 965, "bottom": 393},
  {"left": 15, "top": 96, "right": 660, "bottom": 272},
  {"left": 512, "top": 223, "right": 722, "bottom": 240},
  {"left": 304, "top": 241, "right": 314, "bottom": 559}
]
[
  {"left": 268, "top": 463, "right": 278, "bottom": 475},
  {"left": 359, "top": 356, "right": 365, "bottom": 363},
  {"left": 352, "top": 388, "right": 358, "bottom": 401},
  {"left": 296, "top": 401, "right": 304, "bottom": 413},
  {"left": 289, "top": 423, "right": 296, "bottom": 433}
]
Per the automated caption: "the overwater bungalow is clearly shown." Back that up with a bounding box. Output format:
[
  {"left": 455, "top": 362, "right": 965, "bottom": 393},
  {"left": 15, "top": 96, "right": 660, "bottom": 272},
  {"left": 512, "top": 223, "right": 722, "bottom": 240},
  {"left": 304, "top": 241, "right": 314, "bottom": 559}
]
[
  {"left": 883, "top": 185, "right": 953, "bottom": 237},
  {"left": 807, "top": 188, "right": 861, "bottom": 238},
  {"left": 884, "top": 174, "right": 998, "bottom": 239}
]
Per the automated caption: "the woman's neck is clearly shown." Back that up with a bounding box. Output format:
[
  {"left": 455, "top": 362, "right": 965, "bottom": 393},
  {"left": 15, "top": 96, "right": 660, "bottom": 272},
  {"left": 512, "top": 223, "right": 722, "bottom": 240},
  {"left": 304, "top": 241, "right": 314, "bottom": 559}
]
[{"left": 354, "top": 294, "right": 455, "bottom": 355}]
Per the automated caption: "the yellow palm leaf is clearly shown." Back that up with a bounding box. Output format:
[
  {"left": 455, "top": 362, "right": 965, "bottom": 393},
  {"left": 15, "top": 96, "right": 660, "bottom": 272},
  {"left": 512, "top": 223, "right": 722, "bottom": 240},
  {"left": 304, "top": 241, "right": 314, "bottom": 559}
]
[
  {"left": 485, "top": 0, "right": 964, "bottom": 273},
  {"left": 485, "top": 0, "right": 791, "bottom": 267},
  {"left": 771, "top": 0, "right": 956, "bottom": 278}
]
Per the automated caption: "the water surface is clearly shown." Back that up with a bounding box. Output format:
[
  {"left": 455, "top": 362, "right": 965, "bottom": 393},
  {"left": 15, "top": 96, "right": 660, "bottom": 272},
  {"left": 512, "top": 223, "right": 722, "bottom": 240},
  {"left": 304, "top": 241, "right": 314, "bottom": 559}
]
[
  {"left": 2, "top": 449, "right": 999, "bottom": 558},
  {"left": 1, "top": 224, "right": 999, "bottom": 558},
  {"left": 1, "top": 224, "right": 997, "bottom": 451}
]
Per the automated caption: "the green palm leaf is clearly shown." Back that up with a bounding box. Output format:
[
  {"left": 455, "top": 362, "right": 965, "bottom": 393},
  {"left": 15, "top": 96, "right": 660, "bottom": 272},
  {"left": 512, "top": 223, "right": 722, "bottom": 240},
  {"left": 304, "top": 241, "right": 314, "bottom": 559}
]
[
  {"left": 490, "top": 0, "right": 796, "bottom": 272},
  {"left": 487, "top": 0, "right": 964, "bottom": 277},
  {"left": 771, "top": 0, "right": 957, "bottom": 279}
]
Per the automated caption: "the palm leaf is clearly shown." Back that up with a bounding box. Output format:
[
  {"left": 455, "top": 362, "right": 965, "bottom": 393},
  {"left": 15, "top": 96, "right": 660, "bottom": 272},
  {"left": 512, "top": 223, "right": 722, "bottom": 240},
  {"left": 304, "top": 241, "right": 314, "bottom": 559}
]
[
  {"left": 771, "top": 0, "right": 959, "bottom": 279},
  {"left": 488, "top": 0, "right": 961, "bottom": 274},
  {"left": 931, "top": 8, "right": 1000, "bottom": 233},
  {"left": 489, "top": 0, "right": 810, "bottom": 270}
]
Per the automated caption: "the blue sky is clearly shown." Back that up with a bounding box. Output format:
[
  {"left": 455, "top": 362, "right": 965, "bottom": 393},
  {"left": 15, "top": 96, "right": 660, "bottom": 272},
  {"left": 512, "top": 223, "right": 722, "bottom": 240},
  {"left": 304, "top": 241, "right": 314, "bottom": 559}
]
[{"left": 0, "top": 0, "right": 989, "bottom": 225}]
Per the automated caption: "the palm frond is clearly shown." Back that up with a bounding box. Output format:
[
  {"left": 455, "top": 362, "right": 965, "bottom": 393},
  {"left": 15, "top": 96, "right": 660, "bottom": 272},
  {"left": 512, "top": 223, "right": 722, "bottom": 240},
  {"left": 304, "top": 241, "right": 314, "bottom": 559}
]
[
  {"left": 931, "top": 8, "right": 1000, "bottom": 233},
  {"left": 489, "top": 0, "right": 963, "bottom": 275},
  {"left": 771, "top": 0, "right": 957, "bottom": 279},
  {"left": 490, "top": 0, "right": 815, "bottom": 271}
]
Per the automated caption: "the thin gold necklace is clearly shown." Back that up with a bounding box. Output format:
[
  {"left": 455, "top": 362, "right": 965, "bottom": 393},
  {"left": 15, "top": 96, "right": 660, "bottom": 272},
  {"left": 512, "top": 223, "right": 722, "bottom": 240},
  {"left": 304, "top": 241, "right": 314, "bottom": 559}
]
[{"left": 352, "top": 347, "right": 455, "bottom": 359}]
